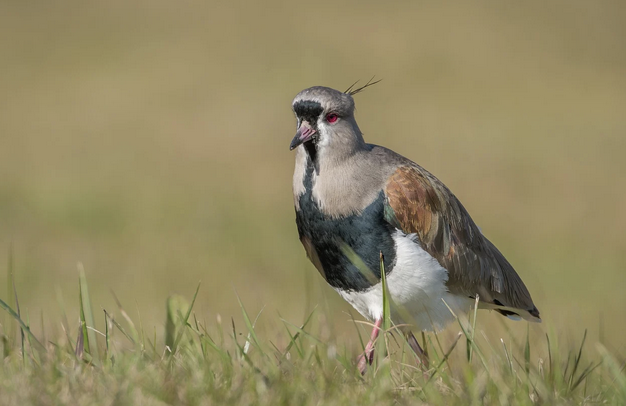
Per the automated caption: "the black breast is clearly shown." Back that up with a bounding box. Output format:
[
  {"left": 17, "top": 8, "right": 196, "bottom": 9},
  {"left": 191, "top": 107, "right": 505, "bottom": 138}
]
[{"left": 295, "top": 164, "right": 397, "bottom": 292}]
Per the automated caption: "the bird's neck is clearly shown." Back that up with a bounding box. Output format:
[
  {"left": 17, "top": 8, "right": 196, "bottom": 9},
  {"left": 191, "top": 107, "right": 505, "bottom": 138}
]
[{"left": 305, "top": 126, "right": 366, "bottom": 174}]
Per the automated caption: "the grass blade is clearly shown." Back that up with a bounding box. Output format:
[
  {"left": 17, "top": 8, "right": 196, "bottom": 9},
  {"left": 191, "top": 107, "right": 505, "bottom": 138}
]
[
  {"left": 280, "top": 308, "right": 316, "bottom": 359},
  {"left": 235, "top": 291, "right": 263, "bottom": 356},
  {"left": 380, "top": 252, "right": 391, "bottom": 333},
  {"left": 546, "top": 333, "right": 553, "bottom": 385},
  {"left": 78, "top": 263, "right": 99, "bottom": 364},
  {"left": 11, "top": 264, "right": 25, "bottom": 362},
  {"left": 172, "top": 282, "right": 201, "bottom": 351},
  {"left": 103, "top": 309, "right": 135, "bottom": 345},
  {"left": 110, "top": 290, "right": 140, "bottom": 344},
  {"left": 279, "top": 319, "right": 326, "bottom": 347},
  {"left": 524, "top": 324, "right": 531, "bottom": 375},
  {"left": 375, "top": 251, "right": 391, "bottom": 375},
  {"left": 5, "top": 245, "right": 17, "bottom": 355},
  {"left": 424, "top": 332, "right": 463, "bottom": 388},
  {"left": 0, "top": 297, "right": 45, "bottom": 353},
  {"left": 468, "top": 295, "right": 479, "bottom": 363},
  {"left": 78, "top": 288, "right": 90, "bottom": 356},
  {"left": 104, "top": 309, "right": 112, "bottom": 363},
  {"left": 165, "top": 294, "right": 190, "bottom": 354},
  {"left": 56, "top": 287, "right": 75, "bottom": 355},
  {"left": 75, "top": 324, "right": 84, "bottom": 359},
  {"left": 568, "top": 329, "right": 587, "bottom": 392},
  {"left": 501, "top": 338, "right": 513, "bottom": 374}
]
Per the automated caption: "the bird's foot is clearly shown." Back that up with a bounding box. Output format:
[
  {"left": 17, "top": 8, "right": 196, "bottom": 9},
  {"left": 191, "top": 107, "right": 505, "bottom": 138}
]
[
  {"left": 407, "top": 331, "right": 430, "bottom": 370},
  {"left": 357, "top": 318, "right": 383, "bottom": 375},
  {"left": 356, "top": 347, "right": 375, "bottom": 375}
]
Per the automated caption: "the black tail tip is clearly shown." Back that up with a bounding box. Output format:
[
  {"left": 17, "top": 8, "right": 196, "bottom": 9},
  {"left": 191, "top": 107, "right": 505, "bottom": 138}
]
[
  {"left": 529, "top": 306, "right": 541, "bottom": 319},
  {"left": 495, "top": 308, "right": 520, "bottom": 318}
]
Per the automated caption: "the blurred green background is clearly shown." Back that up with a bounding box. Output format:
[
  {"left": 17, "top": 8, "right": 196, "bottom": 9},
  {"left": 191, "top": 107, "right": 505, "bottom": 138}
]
[{"left": 1, "top": 1, "right": 625, "bottom": 351}]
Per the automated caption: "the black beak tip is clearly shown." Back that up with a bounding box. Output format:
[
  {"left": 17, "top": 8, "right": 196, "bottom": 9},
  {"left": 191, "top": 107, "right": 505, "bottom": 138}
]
[{"left": 289, "top": 135, "right": 302, "bottom": 151}]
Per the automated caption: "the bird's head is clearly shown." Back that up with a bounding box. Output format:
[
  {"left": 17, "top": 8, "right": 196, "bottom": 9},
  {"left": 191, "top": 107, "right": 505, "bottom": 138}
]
[
  {"left": 290, "top": 82, "right": 378, "bottom": 159},
  {"left": 290, "top": 86, "right": 356, "bottom": 153}
]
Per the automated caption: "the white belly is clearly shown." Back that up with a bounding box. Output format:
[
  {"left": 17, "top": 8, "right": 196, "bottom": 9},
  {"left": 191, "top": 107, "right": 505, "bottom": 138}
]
[{"left": 335, "top": 229, "right": 474, "bottom": 331}]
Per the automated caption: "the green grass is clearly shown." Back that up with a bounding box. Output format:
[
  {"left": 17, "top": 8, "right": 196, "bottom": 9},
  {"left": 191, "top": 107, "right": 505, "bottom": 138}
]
[{"left": 1, "top": 267, "right": 624, "bottom": 405}]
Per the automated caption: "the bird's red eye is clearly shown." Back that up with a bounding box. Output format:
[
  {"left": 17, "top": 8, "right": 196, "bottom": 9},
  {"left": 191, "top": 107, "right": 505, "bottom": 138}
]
[{"left": 326, "top": 113, "right": 338, "bottom": 123}]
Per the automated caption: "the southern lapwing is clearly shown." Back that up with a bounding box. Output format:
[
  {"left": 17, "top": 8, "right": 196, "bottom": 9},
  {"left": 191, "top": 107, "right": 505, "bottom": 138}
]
[{"left": 289, "top": 84, "right": 541, "bottom": 374}]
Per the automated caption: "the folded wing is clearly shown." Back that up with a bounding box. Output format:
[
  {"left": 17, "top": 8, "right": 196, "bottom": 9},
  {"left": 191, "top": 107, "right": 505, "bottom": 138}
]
[{"left": 383, "top": 165, "right": 540, "bottom": 321}]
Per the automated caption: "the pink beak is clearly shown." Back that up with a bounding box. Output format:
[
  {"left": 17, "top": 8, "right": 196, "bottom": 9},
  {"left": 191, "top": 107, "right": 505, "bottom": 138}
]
[{"left": 290, "top": 121, "right": 317, "bottom": 150}]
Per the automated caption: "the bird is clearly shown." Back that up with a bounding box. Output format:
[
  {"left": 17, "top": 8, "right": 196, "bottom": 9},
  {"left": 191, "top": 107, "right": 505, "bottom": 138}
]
[{"left": 289, "top": 83, "right": 540, "bottom": 374}]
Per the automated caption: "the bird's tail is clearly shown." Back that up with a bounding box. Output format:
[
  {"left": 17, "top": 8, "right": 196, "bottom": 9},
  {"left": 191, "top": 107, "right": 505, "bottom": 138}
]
[{"left": 478, "top": 301, "right": 542, "bottom": 323}]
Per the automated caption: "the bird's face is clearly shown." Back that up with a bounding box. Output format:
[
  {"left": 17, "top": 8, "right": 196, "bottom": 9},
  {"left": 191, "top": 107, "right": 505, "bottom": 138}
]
[{"left": 290, "top": 87, "right": 357, "bottom": 155}]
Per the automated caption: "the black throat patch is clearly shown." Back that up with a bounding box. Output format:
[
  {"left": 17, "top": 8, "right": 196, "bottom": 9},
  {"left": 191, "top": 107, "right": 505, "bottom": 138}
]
[
  {"left": 295, "top": 159, "right": 397, "bottom": 292},
  {"left": 294, "top": 100, "right": 323, "bottom": 165}
]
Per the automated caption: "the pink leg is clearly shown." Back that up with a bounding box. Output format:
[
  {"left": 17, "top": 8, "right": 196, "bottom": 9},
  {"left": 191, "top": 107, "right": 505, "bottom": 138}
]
[
  {"left": 406, "top": 331, "right": 430, "bottom": 369},
  {"left": 357, "top": 318, "right": 382, "bottom": 375}
]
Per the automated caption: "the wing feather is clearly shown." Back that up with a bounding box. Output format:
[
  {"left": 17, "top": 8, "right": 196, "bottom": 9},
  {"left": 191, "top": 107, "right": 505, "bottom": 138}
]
[{"left": 384, "top": 165, "right": 540, "bottom": 321}]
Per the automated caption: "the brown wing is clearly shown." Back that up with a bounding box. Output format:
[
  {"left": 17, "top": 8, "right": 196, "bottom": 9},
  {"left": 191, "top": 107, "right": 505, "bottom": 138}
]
[{"left": 384, "top": 165, "right": 540, "bottom": 320}]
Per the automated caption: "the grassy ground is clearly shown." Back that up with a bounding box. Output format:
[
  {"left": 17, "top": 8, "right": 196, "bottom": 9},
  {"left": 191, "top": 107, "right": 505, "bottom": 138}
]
[
  {"left": 1, "top": 0, "right": 625, "bottom": 404},
  {"left": 1, "top": 275, "right": 624, "bottom": 405}
]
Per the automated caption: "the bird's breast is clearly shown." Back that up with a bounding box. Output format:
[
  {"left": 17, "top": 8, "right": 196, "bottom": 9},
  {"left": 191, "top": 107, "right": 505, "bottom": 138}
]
[{"left": 295, "top": 164, "right": 397, "bottom": 292}]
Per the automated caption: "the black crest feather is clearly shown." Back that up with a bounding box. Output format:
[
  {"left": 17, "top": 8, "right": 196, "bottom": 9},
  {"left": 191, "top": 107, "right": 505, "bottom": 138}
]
[{"left": 344, "top": 76, "right": 382, "bottom": 96}]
